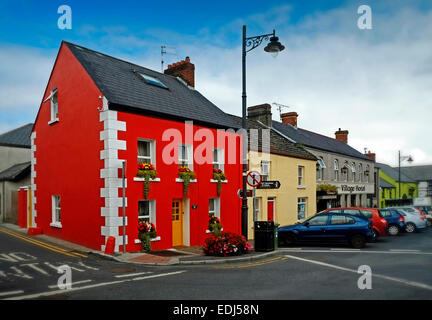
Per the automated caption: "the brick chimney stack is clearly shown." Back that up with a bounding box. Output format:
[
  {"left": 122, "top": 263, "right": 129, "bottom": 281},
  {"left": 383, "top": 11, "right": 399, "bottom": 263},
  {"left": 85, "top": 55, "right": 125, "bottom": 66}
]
[
  {"left": 335, "top": 128, "right": 349, "bottom": 144},
  {"left": 164, "top": 56, "right": 195, "bottom": 87},
  {"left": 280, "top": 112, "right": 298, "bottom": 128},
  {"left": 247, "top": 104, "right": 272, "bottom": 127},
  {"left": 365, "top": 151, "right": 376, "bottom": 162}
]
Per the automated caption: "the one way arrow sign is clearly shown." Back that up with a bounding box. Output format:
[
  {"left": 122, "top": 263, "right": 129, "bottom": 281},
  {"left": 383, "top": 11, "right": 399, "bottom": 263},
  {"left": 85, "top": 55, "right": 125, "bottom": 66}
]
[{"left": 257, "top": 180, "right": 281, "bottom": 189}]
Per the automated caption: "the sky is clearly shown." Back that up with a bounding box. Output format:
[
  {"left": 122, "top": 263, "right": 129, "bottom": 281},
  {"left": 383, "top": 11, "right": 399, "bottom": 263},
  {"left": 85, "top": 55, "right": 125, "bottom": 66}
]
[{"left": 1, "top": 0, "right": 431, "bottom": 167}]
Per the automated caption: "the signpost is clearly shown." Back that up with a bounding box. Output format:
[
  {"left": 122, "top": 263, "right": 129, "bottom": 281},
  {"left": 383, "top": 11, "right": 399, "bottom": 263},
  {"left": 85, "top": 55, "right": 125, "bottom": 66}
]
[
  {"left": 257, "top": 180, "right": 281, "bottom": 189},
  {"left": 246, "top": 171, "right": 262, "bottom": 188}
]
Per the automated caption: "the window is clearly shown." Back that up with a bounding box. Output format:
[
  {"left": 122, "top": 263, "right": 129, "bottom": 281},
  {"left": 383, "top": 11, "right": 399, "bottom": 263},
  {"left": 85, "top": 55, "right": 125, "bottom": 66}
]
[
  {"left": 330, "top": 215, "right": 355, "bottom": 225},
  {"left": 51, "top": 195, "right": 61, "bottom": 227},
  {"left": 360, "top": 210, "right": 373, "bottom": 219},
  {"left": 307, "top": 215, "right": 328, "bottom": 226},
  {"left": 334, "top": 160, "right": 339, "bottom": 181},
  {"left": 358, "top": 164, "right": 363, "bottom": 182},
  {"left": 212, "top": 148, "right": 224, "bottom": 171},
  {"left": 253, "top": 197, "right": 261, "bottom": 221},
  {"left": 298, "top": 166, "right": 304, "bottom": 186},
  {"left": 138, "top": 140, "right": 155, "bottom": 166},
  {"left": 298, "top": 197, "right": 307, "bottom": 220},
  {"left": 351, "top": 163, "right": 356, "bottom": 182},
  {"left": 341, "top": 163, "right": 348, "bottom": 182},
  {"left": 179, "top": 144, "right": 193, "bottom": 169},
  {"left": 138, "top": 200, "right": 156, "bottom": 224},
  {"left": 317, "top": 158, "right": 325, "bottom": 181},
  {"left": 49, "top": 88, "right": 58, "bottom": 123},
  {"left": 343, "top": 209, "right": 361, "bottom": 217},
  {"left": 327, "top": 209, "right": 343, "bottom": 214},
  {"left": 261, "top": 161, "right": 270, "bottom": 181},
  {"left": 379, "top": 209, "right": 391, "bottom": 218},
  {"left": 209, "top": 198, "right": 220, "bottom": 219},
  {"left": 138, "top": 72, "right": 167, "bottom": 89},
  {"left": 365, "top": 165, "right": 370, "bottom": 183}
]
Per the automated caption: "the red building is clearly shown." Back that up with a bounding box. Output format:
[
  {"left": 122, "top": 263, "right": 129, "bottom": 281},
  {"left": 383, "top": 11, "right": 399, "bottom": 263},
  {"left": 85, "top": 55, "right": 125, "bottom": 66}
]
[{"left": 31, "top": 41, "right": 243, "bottom": 252}]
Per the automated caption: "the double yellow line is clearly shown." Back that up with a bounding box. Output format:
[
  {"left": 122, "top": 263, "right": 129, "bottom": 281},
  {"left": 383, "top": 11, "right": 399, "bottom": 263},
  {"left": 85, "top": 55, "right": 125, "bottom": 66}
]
[
  {"left": 0, "top": 227, "right": 87, "bottom": 258},
  {"left": 216, "top": 256, "right": 286, "bottom": 269}
]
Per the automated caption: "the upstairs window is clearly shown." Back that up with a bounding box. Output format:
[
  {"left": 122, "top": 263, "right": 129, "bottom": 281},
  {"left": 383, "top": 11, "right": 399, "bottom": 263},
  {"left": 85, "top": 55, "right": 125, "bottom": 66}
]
[
  {"left": 317, "top": 158, "right": 325, "bottom": 181},
  {"left": 138, "top": 139, "right": 156, "bottom": 166},
  {"left": 298, "top": 166, "right": 305, "bottom": 186},
  {"left": 334, "top": 160, "right": 339, "bottom": 181},
  {"left": 358, "top": 164, "right": 363, "bottom": 182},
  {"left": 46, "top": 88, "right": 58, "bottom": 124},
  {"left": 351, "top": 163, "right": 356, "bottom": 182},
  {"left": 50, "top": 195, "right": 61, "bottom": 228},
  {"left": 179, "top": 144, "right": 193, "bottom": 170},
  {"left": 261, "top": 161, "right": 270, "bottom": 181},
  {"left": 212, "top": 148, "right": 224, "bottom": 171},
  {"left": 138, "top": 72, "right": 168, "bottom": 89}
]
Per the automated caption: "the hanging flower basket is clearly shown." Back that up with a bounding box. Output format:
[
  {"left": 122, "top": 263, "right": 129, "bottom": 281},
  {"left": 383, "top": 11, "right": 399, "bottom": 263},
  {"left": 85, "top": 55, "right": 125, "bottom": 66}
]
[
  {"left": 138, "top": 220, "right": 157, "bottom": 252},
  {"left": 212, "top": 168, "right": 226, "bottom": 196},
  {"left": 208, "top": 215, "right": 222, "bottom": 234},
  {"left": 178, "top": 166, "right": 196, "bottom": 197},
  {"left": 137, "top": 163, "right": 157, "bottom": 199}
]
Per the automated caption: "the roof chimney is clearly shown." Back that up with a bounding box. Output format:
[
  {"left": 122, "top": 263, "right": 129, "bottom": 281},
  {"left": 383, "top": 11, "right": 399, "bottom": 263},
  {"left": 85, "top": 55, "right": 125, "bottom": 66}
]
[
  {"left": 164, "top": 56, "right": 195, "bottom": 87},
  {"left": 280, "top": 112, "right": 298, "bottom": 128},
  {"left": 365, "top": 150, "right": 376, "bottom": 162},
  {"left": 247, "top": 104, "right": 272, "bottom": 127},
  {"left": 335, "top": 128, "right": 349, "bottom": 144}
]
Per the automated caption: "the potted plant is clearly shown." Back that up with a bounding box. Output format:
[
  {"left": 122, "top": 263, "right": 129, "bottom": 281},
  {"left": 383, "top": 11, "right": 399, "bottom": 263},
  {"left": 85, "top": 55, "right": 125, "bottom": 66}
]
[
  {"left": 317, "top": 183, "right": 338, "bottom": 195},
  {"left": 178, "top": 166, "right": 196, "bottom": 197},
  {"left": 208, "top": 215, "right": 222, "bottom": 234},
  {"left": 212, "top": 168, "right": 226, "bottom": 196},
  {"left": 203, "top": 231, "right": 252, "bottom": 257},
  {"left": 138, "top": 220, "right": 157, "bottom": 252},
  {"left": 136, "top": 163, "right": 157, "bottom": 199}
]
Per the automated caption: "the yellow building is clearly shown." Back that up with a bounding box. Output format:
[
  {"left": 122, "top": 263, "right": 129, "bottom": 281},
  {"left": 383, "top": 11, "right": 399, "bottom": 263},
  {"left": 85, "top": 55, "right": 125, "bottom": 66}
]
[{"left": 229, "top": 104, "right": 317, "bottom": 239}]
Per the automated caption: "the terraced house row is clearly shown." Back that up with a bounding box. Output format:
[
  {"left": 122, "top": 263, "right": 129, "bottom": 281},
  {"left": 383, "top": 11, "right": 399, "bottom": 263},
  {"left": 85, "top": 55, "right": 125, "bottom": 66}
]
[{"left": 1, "top": 41, "right": 384, "bottom": 252}]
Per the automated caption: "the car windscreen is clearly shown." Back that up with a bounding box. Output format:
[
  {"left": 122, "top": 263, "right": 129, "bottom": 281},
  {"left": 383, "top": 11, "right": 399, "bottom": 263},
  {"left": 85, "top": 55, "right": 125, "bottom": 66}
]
[
  {"left": 360, "top": 210, "right": 374, "bottom": 218},
  {"left": 379, "top": 210, "right": 391, "bottom": 218}
]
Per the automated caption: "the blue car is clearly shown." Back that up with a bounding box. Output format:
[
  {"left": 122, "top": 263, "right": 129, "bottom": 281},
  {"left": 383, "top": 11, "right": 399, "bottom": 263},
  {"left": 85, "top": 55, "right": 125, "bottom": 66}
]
[
  {"left": 379, "top": 208, "right": 406, "bottom": 236},
  {"left": 278, "top": 213, "right": 375, "bottom": 249}
]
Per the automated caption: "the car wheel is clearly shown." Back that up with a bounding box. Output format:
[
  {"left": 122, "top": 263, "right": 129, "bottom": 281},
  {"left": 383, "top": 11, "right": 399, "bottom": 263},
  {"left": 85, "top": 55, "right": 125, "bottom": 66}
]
[
  {"left": 283, "top": 233, "right": 297, "bottom": 246},
  {"left": 371, "top": 229, "right": 379, "bottom": 242},
  {"left": 388, "top": 225, "right": 399, "bottom": 236},
  {"left": 405, "top": 223, "right": 416, "bottom": 233},
  {"left": 350, "top": 235, "right": 366, "bottom": 249}
]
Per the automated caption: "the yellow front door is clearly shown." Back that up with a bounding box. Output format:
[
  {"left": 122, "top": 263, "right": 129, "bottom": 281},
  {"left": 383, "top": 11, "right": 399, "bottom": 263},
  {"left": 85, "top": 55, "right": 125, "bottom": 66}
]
[{"left": 172, "top": 200, "right": 183, "bottom": 247}]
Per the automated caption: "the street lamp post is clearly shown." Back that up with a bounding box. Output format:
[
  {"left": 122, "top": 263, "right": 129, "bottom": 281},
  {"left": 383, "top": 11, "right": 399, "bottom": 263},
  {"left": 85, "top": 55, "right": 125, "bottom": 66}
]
[
  {"left": 398, "top": 150, "right": 413, "bottom": 204},
  {"left": 241, "top": 25, "right": 285, "bottom": 238}
]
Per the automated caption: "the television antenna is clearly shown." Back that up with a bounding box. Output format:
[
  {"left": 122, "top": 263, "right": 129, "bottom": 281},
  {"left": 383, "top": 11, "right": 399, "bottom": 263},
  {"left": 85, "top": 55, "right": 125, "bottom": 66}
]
[
  {"left": 161, "top": 45, "right": 178, "bottom": 72},
  {"left": 272, "top": 102, "right": 291, "bottom": 117}
]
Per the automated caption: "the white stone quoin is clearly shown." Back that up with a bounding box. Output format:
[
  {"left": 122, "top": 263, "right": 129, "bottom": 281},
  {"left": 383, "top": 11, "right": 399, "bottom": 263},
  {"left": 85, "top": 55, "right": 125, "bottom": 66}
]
[
  {"left": 99, "top": 105, "right": 128, "bottom": 253},
  {"left": 30, "top": 131, "right": 37, "bottom": 228}
]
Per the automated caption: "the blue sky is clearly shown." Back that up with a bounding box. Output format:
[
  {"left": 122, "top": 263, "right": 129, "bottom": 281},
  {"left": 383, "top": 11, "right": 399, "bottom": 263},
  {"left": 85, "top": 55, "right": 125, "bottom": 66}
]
[{"left": 1, "top": 0, "right": 432, "bottom": 165}]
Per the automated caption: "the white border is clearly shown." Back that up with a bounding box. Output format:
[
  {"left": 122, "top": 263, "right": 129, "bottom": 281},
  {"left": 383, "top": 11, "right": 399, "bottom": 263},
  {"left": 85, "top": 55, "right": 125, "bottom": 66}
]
[
  {"left": 30, "top": 131, "right": 37, "bottom": 228},
  {"left": 99, "top": 105, "right": 128, "bottom": 253}
]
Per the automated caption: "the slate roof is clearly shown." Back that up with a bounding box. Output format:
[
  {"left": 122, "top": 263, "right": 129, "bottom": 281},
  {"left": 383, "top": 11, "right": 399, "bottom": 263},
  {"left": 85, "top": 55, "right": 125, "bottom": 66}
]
[
  {"left": 395, "top": 165, "right": 432, "bottom": 181},
  {"left": 272, "top": 121, "right": 372, "bottom": 161},
  {"left": 376, "top": 162, "right": 415, "bottom": 183},
  {"left": 379, "top": 178, "right": 395, "bottom": 188},
  {"left": 64, "top": 41, "right": 240, "bottom": 130},
  {"left": 0, "top": 162, "right": 31, "bottom": 182},
  {"left": 228, "top": 115, "right": 317, "bottom": 161},
  {"left": 0, "top": 123, "right": 33, "bottom": 148}
]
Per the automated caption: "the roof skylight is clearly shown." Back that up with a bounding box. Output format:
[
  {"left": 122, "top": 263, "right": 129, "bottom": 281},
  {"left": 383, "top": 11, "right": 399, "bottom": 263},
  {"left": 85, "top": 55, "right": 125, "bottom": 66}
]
[{"left": 138, "top": 72, "right": 167, "bottom": 89}]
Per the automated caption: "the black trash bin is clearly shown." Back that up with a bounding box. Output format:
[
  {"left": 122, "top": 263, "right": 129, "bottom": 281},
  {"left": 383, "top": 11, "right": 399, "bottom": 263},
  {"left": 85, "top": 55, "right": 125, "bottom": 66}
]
[{"left": 254, "top": 221, "right": 275, "bottom": 252}]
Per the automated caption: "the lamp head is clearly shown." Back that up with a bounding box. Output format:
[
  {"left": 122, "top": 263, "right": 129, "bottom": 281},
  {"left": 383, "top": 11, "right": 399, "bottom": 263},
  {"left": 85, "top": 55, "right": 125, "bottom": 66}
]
[{"left": 264, "top": 36, "right": 285, "bottom": 58}]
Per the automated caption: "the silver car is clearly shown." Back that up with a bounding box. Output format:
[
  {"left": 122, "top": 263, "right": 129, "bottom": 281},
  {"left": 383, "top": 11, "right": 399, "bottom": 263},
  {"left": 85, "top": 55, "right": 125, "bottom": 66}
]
[{"left": 393, "top": 208, "right": 427, "bottom": 233}]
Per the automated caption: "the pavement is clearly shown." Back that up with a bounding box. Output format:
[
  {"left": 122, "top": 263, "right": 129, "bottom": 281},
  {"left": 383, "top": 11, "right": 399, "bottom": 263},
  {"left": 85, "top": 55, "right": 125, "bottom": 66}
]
[{"left": 0, "top": 223, "right": 279, "bottom": 266}]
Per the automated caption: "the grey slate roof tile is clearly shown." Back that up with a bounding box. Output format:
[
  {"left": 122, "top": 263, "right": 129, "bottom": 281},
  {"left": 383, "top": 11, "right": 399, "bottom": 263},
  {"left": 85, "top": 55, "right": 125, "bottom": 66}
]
[
  {"left": 395, "top": 165, "right": 432, "bottom": 181},
  {"left": 0, "top": 162, "right": 31, "bottom": 181},
  {"left": 272, "top": 121, "right": 372, "bottom": 161},
  {"left": 228, "top": 114, "right": 317, "bottom": 161},
  {"left": 64, "top": 42, "right": 240, "bottom": 130},
  {"left": 0, "top": 123, "right": 33, "bottom": 148},
  {"left": 376, "top": 162, "right": 415, "bottom": 183}
]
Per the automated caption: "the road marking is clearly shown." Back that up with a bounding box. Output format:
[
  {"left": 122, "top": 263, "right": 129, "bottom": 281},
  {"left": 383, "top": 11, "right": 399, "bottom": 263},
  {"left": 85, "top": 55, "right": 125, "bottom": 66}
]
[
  {"left": 4, "top": 270, "right": 186, "bottom": 300},
  {"left": 284, "top": 254, "right": 432, "bottom": 291},
  {"left": 20, "top": 263, "right": 50, "bottom": 276},
  {"left": 0, "top": 290, "right": 25, "bottom": 297},
  {"left": 390, "top": 249, "right": 420, "bottom": 252},
  {"left": 48, "top": 279, "right": 92, "bottom": 289},
  {"left": 0, "top": 228, "right": 86, "bottom": 258},
  {"left": 280, "top": 248, "right": 432, "bottom": 255},
  {"left": 215, "top": 257, "right": 284, "bottom": 269},
  {"left": 331, "top": 248, "right": 361, "bottom": 251},
  {"left": 115, "top": 272, "right": 153, "bottom": 278}
]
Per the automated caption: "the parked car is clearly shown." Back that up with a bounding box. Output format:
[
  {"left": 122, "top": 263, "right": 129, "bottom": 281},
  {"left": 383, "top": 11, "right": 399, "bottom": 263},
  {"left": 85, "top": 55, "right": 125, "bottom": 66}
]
[
  {"left": 379, "top": 208, "right": 406, "bottom": 236},
  {"left": 414, "top": 206, "right": 432, "bottom": 226},
  {"left": 321, "top": 207, "right": 388, "bottom": 240},
  {"left": 278, "top": 212, "right": 375, "bottom": 249},
  {"left": 391, "top": 208, "right": 427, "bottom": 233}
]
